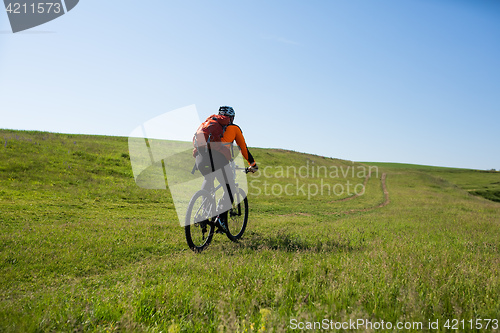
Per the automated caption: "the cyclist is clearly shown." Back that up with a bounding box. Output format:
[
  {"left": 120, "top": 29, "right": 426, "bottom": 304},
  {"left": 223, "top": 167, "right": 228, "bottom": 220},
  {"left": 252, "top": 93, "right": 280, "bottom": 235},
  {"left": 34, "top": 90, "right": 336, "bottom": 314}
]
[{"left": 193, "top": 106, "right": 258, "bottom": 232}]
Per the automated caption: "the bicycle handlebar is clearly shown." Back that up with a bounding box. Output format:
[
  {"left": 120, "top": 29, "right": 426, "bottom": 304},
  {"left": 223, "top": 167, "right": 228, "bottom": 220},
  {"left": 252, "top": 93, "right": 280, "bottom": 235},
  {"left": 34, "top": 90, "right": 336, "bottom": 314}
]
[
  {"left": 234, "top": 166, "right": 250, "bottom": 173},
  {"left": 234, "top": 166, "right": 250, "bottom": 174}
]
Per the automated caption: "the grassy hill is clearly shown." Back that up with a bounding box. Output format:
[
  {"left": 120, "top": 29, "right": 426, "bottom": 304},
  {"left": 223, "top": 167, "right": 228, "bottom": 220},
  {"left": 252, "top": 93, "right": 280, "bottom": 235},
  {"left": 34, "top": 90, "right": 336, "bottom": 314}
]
[
  {"left": 364, "top": 162, "right": 500, "bottom": 203},
  {"left": 1, "top": 129, "right": 499, "bottom": 332}
]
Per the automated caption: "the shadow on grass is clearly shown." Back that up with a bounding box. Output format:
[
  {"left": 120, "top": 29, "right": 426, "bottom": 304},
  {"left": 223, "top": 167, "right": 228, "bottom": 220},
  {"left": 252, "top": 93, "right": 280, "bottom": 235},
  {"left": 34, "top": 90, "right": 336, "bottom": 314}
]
[{"left": 221, "top": 229, "right": 364, "bottom": 253}]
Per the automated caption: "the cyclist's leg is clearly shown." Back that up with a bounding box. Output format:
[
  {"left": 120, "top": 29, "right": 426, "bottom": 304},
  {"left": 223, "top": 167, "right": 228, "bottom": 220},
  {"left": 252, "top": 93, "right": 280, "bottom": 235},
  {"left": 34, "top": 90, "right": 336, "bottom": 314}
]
[
  {"left": 195, "top": 149, "right": 232, "bottom": 222},
  {"left": 197, "top": 149, "right": 237, "bottom": 226},
  {"left": 217, "top": 163, "right": 238, "bottom": 223},
  {"left": 219, "top": 165, "right": 236, "bottom": 205},
  {"left": 201, "top": 173, "right": 215, "bottom": 193},
  {"left": 201, "top": 150, "right": 234, "bottom": 223},
  {"left": 195, "top": 151, "right": 215, "bottom": 192}
]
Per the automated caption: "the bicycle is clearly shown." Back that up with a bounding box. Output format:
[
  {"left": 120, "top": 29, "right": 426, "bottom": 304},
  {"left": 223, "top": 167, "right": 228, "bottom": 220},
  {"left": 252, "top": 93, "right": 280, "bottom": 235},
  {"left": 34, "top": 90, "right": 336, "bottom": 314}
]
[{"left": 184, "top": 164, "right": 249, "bottom": 252}]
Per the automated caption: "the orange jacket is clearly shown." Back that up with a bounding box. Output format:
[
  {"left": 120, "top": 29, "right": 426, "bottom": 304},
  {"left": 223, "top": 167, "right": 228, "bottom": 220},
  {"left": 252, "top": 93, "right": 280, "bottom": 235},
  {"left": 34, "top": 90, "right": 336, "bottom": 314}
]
[{"left": 221, "top": 124, "right": 256, "bottom": 166}]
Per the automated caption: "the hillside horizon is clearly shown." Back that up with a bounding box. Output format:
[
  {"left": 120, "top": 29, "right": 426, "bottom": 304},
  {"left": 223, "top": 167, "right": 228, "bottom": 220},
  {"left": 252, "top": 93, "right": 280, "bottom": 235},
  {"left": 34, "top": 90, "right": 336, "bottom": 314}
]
[{"left": 1, "top": 128, "right": 497, "bottom": 172}]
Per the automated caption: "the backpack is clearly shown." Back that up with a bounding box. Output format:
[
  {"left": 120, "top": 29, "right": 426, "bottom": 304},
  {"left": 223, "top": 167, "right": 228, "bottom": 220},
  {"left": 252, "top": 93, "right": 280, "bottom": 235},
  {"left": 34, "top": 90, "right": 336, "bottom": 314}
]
[{"left": 192, "top": 114, "right": 231, "bottom": 156}]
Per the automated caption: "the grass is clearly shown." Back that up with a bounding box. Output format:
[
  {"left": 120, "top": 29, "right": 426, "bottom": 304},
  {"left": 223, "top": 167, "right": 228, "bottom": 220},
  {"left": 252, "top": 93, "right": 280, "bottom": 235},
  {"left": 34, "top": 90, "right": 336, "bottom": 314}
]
[{"left": 1, "top": 129, "right": 499, "bottom": 332}]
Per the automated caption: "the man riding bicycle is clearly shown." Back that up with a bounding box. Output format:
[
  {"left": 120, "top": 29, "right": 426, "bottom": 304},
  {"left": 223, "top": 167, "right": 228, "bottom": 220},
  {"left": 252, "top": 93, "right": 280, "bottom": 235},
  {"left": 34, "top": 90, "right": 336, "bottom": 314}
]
[{"left": 193, "top": 106, "right": 258, "bottom": 232}]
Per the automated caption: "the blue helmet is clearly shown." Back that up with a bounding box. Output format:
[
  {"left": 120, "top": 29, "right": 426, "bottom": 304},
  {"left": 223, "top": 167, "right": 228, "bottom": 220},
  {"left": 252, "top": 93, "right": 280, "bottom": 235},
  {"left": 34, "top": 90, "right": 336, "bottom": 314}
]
[{"left": 218, "top": 106, "right": 235, "bottom": 117}]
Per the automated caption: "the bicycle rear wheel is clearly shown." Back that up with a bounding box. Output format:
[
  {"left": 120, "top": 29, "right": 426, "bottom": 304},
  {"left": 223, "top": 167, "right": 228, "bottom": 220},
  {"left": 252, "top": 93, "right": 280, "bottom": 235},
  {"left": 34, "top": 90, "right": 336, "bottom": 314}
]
[
  {"left": 185, "top": 190, "right": 215, "bottom": 252},
  {"left": 225, "top": 188, "right": 248, "bottom": 242}
]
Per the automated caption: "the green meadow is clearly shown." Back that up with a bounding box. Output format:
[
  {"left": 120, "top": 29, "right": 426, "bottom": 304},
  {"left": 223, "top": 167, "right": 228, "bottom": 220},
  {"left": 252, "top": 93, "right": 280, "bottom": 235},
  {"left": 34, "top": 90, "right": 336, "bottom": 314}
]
[{"left": 1, "top": 129, "right": 499, "bottom": 332}]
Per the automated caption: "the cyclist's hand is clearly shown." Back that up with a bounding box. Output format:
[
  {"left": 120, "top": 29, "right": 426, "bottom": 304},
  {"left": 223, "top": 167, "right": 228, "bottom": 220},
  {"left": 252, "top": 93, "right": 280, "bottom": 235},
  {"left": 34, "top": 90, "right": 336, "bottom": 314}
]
[{"left": 248, "top": 164, "right": 258, "bottom": 173}]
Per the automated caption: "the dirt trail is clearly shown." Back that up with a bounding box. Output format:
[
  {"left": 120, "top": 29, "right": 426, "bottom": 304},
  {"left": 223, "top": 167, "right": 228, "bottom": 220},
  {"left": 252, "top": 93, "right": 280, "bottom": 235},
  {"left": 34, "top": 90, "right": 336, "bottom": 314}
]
[
  {"left": 328, "top": 171, "right": 372, "bottom": 203},
  {"left": 378, "top": 173, "right": 390, "bottom": 208},
  {"left": 329, "top": 173, "right": 389, "bottom": 215}
]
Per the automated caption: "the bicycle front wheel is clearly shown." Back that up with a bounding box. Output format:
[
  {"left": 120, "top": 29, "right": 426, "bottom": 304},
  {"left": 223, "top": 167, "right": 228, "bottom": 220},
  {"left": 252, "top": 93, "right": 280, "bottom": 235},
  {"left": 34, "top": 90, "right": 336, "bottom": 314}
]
[
  {"left": 185, "top": 190, "right": 215, "bottom": 252},
  {"left": 226, "top": 188, "right": 248, "bottom": 242}
]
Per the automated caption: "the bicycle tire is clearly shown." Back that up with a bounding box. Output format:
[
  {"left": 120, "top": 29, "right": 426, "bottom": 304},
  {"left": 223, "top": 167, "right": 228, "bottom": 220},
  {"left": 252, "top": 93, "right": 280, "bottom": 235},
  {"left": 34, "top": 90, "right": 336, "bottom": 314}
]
[
  {"left": 185, "top": 190, "right": 215, "bottom": 252},
  {"left": 225, "top": 188, "right": 249, "bottom": 242}
]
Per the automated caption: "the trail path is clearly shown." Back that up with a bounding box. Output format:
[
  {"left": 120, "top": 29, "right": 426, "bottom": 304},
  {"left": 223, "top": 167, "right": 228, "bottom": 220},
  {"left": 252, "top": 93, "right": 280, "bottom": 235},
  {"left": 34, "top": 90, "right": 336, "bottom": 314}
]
[
  {"left": 329, "top": 171, "right": 371, "bottom": 203},
  {"left": 329, "top": 173, "right": 389, "bottom": 216}
]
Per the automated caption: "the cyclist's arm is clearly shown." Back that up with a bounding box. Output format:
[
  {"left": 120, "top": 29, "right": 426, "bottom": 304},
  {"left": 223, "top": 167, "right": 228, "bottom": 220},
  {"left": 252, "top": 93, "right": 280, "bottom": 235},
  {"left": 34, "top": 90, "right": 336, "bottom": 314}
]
[{"left": 221, "top": 125, "right": 256, "bottom": 166}]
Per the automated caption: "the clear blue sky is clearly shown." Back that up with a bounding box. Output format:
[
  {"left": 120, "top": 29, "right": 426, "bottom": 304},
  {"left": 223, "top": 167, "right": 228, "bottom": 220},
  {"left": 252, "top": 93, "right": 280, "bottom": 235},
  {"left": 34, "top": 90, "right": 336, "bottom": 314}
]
[{"left": 1, "top": 0, "right": 499, "bottom": 170}]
